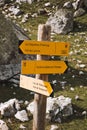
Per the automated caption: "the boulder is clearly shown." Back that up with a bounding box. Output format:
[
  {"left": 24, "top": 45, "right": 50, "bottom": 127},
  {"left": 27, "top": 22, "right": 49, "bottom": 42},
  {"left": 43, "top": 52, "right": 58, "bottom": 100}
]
[
  {"left": 27, "top": 95, "right": 73, "bottom": 122},
  {"left": 46, "top": 9, "right": 73, "bottom": 34},
  {"left": 0, "top": 98, "right": 20, "bottom": 117},
  {"left": 46, "top": 96, "right": 73, "bottom": 122},
  {"left": 0, "top": 12, "right": 29, "bottom": 81},
  {"left": 74, "top": 8, "right": 85, "bottom": 17}
]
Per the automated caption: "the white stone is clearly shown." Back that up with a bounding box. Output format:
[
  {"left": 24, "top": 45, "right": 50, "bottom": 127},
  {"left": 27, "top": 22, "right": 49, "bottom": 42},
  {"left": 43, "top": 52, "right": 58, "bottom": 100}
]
[
  {"left": 75, "top": 95, "right": 79, "bottom": 100},
  {"left": 32, "top": 13, "right": 38, "bottom": 18},
  {"left": 52, "top": 80, "right": 57, "bottom": 84},
  {"left": 50, "top": 125, "right": 59, "bottom": 130},
  {"left": 72, "top": 75, "right": 75, "bottom": 78},
  {"left": 72, "top": 0, "right": 80, "bottom": 10},
  {"left": 27, "top": 0, "right": 34, "bottom": 4},
  {"left": 24, "top": 101, "right": 29, "bottom": 105},
  {"left": 44, "top": 2, "right": 51, "bottom": 7},
  {"left": 8, "top": 6, "right": 22, "bottom": 16},
  {"left": 69, "top": 51, "right": 73, "bottom": 55},
  {"left": 70, "top": 87, "right": 74, "bottom": 91},
  {"left": 13, "top": 92, "right": 16, "bottom": 95},
  {"left": 0, "top": 120, "right": 9, "bottom": 130},
  {"left": 46, "top": 9, "right": 73, "bottom": 34},
  {"left": 80, "top": 85, "right": 83, "bottom": 88},
  {"left": 19, "top": 124, "right": 26, "bottom": 129},
  {"left": 79, "top": 71, "right": 84, "bottom": 75},
  {"left": 84, "top": 52, "right": 87, "bottom": 55},
  {"left": 82, "top": 111, "right": 87, "bottom": 115},
  {"left": 15, "top": 110, "right": 29, "bottom": 122},
  {"left": 21, "top": 18, "right": 27, "bottom": 23},
  {"left": 0, "top": 99, "right": 20, "bottom": 116},
  {"left": 28, "top": 95, "right": 73, "bottom": 122},
  {"left": 27, "top": 101, "right": 34, "bottom": 114},
  {"left": 16, "top": 0, "right": 27, "bottom": 4},
  {"left": 63, "top": 1, "right": 73, "bottom": 8},
  {"left": 74, "top": 8, "right": 85, "bottom": 17},
  {"left": 7, "top": 119, "right": 12, "bottom": 124},
  {"left": 79, "top": 64, "right": 86, "bottom": 68},
  {"left": 74, "top": 39, "right": 79, "bottom": 42},
  {"left": 77, "top": 60, "right": 82, "bottom": 63},
  {"left": 57, "top": 95, "right": 72, "bottom": 110}
]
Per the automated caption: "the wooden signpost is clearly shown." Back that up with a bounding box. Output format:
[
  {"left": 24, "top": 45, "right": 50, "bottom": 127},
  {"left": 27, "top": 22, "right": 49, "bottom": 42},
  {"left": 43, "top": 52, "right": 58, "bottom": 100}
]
[
  {"left": 19, "top": 40, "right": 69, "bottom": 56},
  {"left": 20, "top": 75, "right": 53, "bottom": 96},
  {"left": 19, "top": 24, "right": 69, "bottom": 130}
]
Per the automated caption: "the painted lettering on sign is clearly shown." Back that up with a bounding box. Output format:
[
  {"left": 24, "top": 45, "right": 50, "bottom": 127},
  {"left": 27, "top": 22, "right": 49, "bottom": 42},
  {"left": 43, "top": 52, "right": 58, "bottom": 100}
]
[
  {"left": 19, "top": 40, "right": 70, "bottom": 56},
  {"left": 20, "top": 75, "right": 53, "bottom": 96},
  {"left": 21, "top": 60, "right": 68, "bottom": 74}
]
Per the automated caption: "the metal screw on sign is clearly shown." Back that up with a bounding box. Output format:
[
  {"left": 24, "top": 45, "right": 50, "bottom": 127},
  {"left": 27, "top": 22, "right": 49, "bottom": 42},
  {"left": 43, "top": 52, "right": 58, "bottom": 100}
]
[
  {"left": 23, "top": 62, "right": 26, "bottom": 67},
  {"left": 65, "top": 44, "right": 68, "bottom": 48}
]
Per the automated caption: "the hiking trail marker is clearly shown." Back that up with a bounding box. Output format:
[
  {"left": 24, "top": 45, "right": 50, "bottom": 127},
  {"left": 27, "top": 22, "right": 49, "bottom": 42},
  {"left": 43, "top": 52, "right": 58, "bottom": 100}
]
[
  {"left": 21, "top": 60, "right": 67, "bottom": 74},
  {"left": 20, "top": 75, "right": 53, "bottom": 96},
  {"left": 19, "top": 40, "right": 69, "bottom": 56},
  {"left": 19, "top": 24, "right": 70, "bottom": 130}
]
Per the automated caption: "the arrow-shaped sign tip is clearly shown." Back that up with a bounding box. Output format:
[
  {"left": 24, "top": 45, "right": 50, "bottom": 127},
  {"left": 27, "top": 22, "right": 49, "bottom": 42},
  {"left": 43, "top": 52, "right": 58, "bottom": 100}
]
[{"left": 18, "top": 40, "right": 24, "bottom": 54}]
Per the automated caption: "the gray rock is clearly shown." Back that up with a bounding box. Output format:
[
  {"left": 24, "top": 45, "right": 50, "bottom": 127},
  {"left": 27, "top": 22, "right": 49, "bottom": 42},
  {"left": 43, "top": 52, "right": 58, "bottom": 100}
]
[
  {"left": 8, "top": 6, "right": 23, "bottom": 16},
  {"left": 63, "top": 1, "right": 73, "bottom": 9},
  {"left": 72, "top": 0, "right": 80, "bottom": 10},
  {"left": 72, "top": 0, "right": 87, "bottom": 10},
  {"left": 0, "top": 98, "right": 20, "bottom": 117},
  {"left": 0, "top": 64, "right": 20, "bottom": 80},
  {"left": 0, "top": 12, "right": 29, "bottom": 81},
  {"left": 28, "top": 96, "right": 73, "bottom": 122},
  {"left": 46, "top": 96, "right": 73, "bottom": 119},
  {"left": 15, "top": 110, "right": 29, "bottom": 122},
  {"left": 21, "top": 13, "right": 29, "bottom": 23},
  {"left": 74, "top": 8, "right": 86, "bottom": 17},
  {"left": 46, "top": 9, "right": 73, "bottom": 34}
]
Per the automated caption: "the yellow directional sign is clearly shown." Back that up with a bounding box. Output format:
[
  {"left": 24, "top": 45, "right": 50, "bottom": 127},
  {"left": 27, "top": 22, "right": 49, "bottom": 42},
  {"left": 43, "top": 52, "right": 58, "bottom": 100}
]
[
  {"left": 21, "top": 60, "right": 67, "bottom": 74},
  {"left": 19, "top": 40, "right": 69, "bottom": 56},
  {"left": 20, "top": 75, "right": 53, "bottom": 96}
]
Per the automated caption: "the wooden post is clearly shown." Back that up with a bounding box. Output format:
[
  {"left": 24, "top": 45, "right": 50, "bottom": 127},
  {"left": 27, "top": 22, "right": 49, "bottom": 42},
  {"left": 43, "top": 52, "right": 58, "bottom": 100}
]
[{"left": 33, "top": 24, "right": 51, "bottom": 130}]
